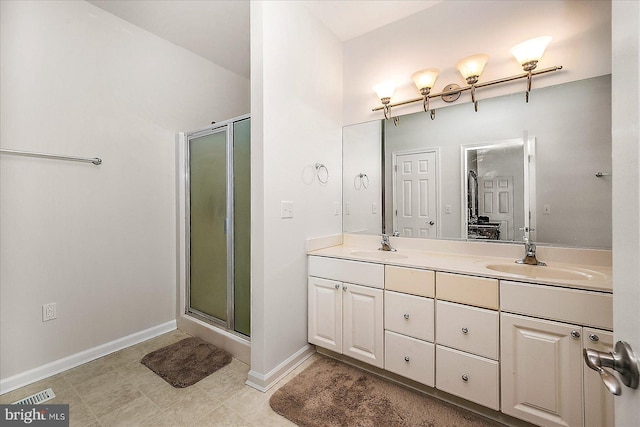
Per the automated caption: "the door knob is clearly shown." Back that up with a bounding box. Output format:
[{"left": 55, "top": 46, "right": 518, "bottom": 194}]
[
  {"left": 583, "top": 340, "right": 640, "bottom": 396},
  {"left": 428, "top": 221, "right": 435, "bottom": 225}
]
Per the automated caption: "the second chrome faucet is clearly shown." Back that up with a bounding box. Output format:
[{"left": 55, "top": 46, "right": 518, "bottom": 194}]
[{"left": 379, "top": 234, "right": 396, "bottom": 252}]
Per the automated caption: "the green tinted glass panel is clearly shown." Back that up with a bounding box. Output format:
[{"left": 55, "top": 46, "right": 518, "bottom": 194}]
[
  {"left": 189, "top": 130, "right": 227, "bottom": 321},
  {"left": 233, "top": 118, "right": 251, "bottom": 336}
]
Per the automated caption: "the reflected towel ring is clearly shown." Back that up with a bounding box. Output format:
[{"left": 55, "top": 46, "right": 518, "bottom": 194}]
[
  {"left": 354, "top": 173, "right": 369, "bottom": 190},
  {"left": 315, "top": 163, "right": 329, "bottom": 184}
]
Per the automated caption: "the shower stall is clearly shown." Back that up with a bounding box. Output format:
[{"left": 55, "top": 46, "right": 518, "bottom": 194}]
[{"left": 176, "top": 115, "right": 251, "bottom": 361}]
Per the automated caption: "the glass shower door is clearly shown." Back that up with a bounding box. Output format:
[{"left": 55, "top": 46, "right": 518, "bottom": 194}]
[
  {"left": 186, "top": 116, "right": 250, "bottom": 337},
  {"left": 233, "top": 118, "right": 251, "bottom": 336},
  {"left": 188, "top": 129, "right": 229, "bottom": 324}
]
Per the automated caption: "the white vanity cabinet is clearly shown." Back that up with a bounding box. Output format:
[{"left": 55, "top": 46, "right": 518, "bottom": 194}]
[
  {"left": 383, "top": 266, "right": 436, "bottom": 386},
  {"left": 500, "top": 280, "right": 614, "bottom": 427},
  {"left": 434, "top": 272, "right": 500, "bottom": 410},
  {"left": 308, "top": 256, "right": 384, "bottom": 368}
]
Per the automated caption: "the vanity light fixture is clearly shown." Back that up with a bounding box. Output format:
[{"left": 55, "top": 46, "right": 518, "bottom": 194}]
[
  {"left": 510, "top": 36, "right": 552, "bottom": 102},
  {"left": 411, "top": 68, "right": 439, "bottom": 116},
  {"left": 456, "top": 54, "right": 489, "bottom": 112},
  {"left": 373, "top": 81, "right": 400, "bottom": 126},
  {"left": 372, "top": 36, "right": 561, "bottom": 121}
]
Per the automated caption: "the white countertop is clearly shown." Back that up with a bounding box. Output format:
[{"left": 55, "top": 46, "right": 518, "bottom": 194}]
[{"left": 308, "top": 242, "right": 612, "bottom": 293}]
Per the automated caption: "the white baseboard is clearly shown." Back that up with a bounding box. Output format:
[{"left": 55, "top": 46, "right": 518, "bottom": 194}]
[
  {"left": 246, "top": 344, "right": 315, "bottom": 392},
  {"left": 0, "top": 320, "right": 177, "bottom": 395}
]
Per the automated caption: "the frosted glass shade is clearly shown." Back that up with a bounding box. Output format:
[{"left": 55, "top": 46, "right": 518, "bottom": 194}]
[
  {"left": 510, "top": 36, "right": 552, "bottom": 66},
  {"left": 411, "top": 68, "right": 440, "bottom": 91},
  {"left": 456, "top": 54, "right": 489, "bottom": 82},
  {"left": 373, "top": 82, "right": 395, "bottom": 100}
]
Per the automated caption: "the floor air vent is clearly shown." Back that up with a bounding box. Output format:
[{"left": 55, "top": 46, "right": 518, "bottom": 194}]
[{"left": 12, "top": 388, "right": 55, "bottom": 405}]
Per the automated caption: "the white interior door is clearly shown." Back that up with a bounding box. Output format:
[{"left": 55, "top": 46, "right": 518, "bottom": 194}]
[
  {"left": 478, "top": 176, "right": 514, "bottom": 240},
  {"left": 612, "top": 3, "right": 640, "bottom": 424},
  {"left": 394, "top": 151, "right": 438, "bottom": 238}
]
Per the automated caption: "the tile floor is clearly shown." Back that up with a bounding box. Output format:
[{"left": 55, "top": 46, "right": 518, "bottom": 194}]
[{"left": 0, "top": 330, "right": 314, "bottom": 426}]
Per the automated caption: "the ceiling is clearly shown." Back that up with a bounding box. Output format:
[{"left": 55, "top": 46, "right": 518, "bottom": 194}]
[{"left": 88, "top": 0, "right": 441, "bottom": 78}]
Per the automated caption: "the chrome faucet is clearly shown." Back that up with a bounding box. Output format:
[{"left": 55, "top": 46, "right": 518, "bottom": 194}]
[
  {"left": 379, "top": 234, "right": 397, "bottom": 252},
  {"left": 516, "top": 236, "right": 546, "bottom": 266}
]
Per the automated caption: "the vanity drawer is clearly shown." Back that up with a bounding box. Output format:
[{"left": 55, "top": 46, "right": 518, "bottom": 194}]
[
  {"left": 436, "top": 272, "right": 499, "bottom": 310},
  {"left": 435, "top": 301, "right": 498, "bottom": 359},
  {"left": 385, "top": 331, "right": 435, "bottom": 387},
  {"left": 436, "top": 345, "right": 499, "bottom": 411},
  {"left": 385, "top": 291, "right": 434, "bottom": 342},
  {"left": 500, "top": 281, "right": 613, "bottom": 330},
  {"left": 385, "top": 266, "right": 435, "bottom": 298},
  {"left": 308, "top": 256, "right": 384, "bottom": 289}
]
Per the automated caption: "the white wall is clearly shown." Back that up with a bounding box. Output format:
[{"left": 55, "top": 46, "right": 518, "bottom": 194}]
[
  {"left": 344, "top": 0, "right": 611, "bottom": 125},
  {"left": 249, "top": 1, "right": 343, "bottom": 389},
  {"left": 0, "top": 0, "right": 249, "bottom": 383}
]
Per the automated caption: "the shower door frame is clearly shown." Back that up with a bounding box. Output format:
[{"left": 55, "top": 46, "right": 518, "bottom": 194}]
[{"left": 184, "top": 114, "right": 249, "bottom": 336}]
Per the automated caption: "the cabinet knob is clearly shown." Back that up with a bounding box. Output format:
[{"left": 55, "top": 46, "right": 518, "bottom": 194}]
[
  {"left": 343, "top": 285, "right": 348, "bottom": 291},
  {"left": 461, "top": 327, "right": 469, "bottom": 334},
  {"left": 404, "top": 356, "right": 410, "bottom": 362},
  {"left": 589, "top": 333, "right": 600, "bottom": 342},
  {"left": 461, "top": 374, "right": 469, "bottom": 382},
  {"left": 335, "top": 284, "right": 340, "bottom": 290},
  {"left": 571, "top": 330, "right": 581, "bottom": 339},
  {"left": 404, "top": 313, "right": 410, "bottom": 320}
]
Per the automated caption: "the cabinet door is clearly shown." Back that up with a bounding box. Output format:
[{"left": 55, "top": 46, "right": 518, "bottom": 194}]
[
  {"left": 308, "top": 276, "right": 342, "bottom": 353},
  {"left": 583, "top": 328, "right": 614, "bottom": 427},
  {"left": 343, "top": 283, "right": 384, "bottom": 368},
  {"left": 501, "top": 313, "right": 584, "bottom": 427}
]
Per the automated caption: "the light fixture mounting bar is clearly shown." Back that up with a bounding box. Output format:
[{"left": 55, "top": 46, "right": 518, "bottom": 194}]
[{"left": 371, "top": 65, "right": 563, "bottom": 112}]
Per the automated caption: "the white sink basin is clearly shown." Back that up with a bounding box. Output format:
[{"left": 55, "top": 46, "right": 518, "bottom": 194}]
[
  {"left": 349, "top": 250, "right": 408, "bottom": 260},
  {"left": 484, "top": 263, "right": 604, "bottom": 281}
]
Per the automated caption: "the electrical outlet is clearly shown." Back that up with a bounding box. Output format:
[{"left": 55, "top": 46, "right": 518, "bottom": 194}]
[
  {"left": 372, "top": 203, "right": 377, "bottom": 214},
  {"left": 334, "top": 202, "right": 340, "bottom": 215},
  {"left": 42, "top": 303, "right": 57, "bottom": 322},
  {"left": 280, "top": 201, "right": 294, "bottom": 219},
  {"left": 445, "top": 205, "right": 452, "bottom": 214}
]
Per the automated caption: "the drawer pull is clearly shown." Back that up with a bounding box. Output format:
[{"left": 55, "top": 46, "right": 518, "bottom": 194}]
[
  {"left": 461, "top": 374, "right": 469, "bottom": 382},
  {"left": 404, "top": 313, "right": 410, "bottom": 320},
  {"left": 334, "top": 284, "right": 340, "bottom": 290},
  {"left": 571, "top": 330, "right": 581, "bottom": 339},
  {"left": 589, "top": 333, "right": 600, "bottom": 342},
  {"left": 404, "top": 356, "right": 410, "bottom": 362},
  {"left": 461, "top": 327, "right": 469, "bottom": 334},
  {"left": 343, "top": 285, "right": 348, "bottom": 291}
]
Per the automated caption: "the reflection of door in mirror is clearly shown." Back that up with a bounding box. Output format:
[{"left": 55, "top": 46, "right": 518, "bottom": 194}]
[
  {"left": 478, "top": 176, "right": 514, "bottom": 240},
  {"left": 392, "top": 150, "right": 438, "bottom": 238},
  {"left": 462, "top": 140, "right": 525, "bottom": 242}
]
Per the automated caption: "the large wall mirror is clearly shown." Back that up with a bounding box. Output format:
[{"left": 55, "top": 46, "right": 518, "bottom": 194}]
[{"left": 343, "top": 75, "right": 612, "bottom": 249}]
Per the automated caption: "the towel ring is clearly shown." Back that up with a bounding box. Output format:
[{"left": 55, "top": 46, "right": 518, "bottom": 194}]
[
  {"left": 315, "top": 163, "right": 329, "bottom": 184},
  {"left": 354, "top": 173, "right": 369, "bottom": 190}
]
